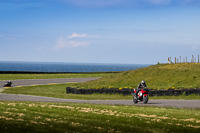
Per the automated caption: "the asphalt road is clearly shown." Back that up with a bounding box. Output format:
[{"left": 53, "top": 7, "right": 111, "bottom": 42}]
[
  {"left": 0, "top": 77, "right": 100, "bottom": 87},
  {"left": 0, "top": 94, "right": 200, "bottom": 108}
]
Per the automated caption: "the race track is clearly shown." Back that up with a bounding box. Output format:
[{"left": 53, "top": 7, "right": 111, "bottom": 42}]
[
  {"left": 0, "top": 78, "right": 200, "bottom": 108},
  {"left": 0, "top": 78, "right": 100, "bottom": 87},
  {"left": 0, "top": 94, "right": 200, "bottom": 108}
]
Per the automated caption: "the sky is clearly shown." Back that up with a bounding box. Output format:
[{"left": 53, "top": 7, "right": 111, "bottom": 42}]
[{"left": 0, "top": 0, "right": 200, "bottom": 64}]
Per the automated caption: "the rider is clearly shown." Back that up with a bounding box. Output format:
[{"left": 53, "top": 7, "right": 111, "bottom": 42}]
[
  {"left": 8, "top": 81, "right": 12, "bottom": 86},
  {"left": 136, "top": 80, "right": 147, "bottom": 97}
]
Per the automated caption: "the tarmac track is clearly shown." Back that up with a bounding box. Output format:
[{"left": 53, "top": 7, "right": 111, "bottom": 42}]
[
  {"left": 0, "top": 94, "right": 200, "bottom": 108},
  {"left": 0, "top": 78, "right": 200, "bottom": 108},
  {"left": 0, "top": 77, "right": 100, "bottom": 87}
]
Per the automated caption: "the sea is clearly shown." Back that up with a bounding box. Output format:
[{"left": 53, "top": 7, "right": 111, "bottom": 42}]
[{"left": 0, "top": 61, "right": 150, "bottom": 73}]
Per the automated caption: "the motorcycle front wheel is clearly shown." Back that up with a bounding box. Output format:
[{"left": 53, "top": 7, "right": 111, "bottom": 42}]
[
  {"left": 133, "top": 94, "right": 138, "bottom": 104},
  {"left": 143, "top": 95, "right": 148, "bottom": 104}
]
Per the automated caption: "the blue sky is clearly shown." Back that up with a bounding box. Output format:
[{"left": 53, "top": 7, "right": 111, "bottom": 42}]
[{"left": 0, "top": 0, "right": 200, "bottom": 64}]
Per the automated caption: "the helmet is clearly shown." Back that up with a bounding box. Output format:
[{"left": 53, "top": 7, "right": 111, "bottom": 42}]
[{"left": 141, "top": 80, "right": 145, "bottom": 84}]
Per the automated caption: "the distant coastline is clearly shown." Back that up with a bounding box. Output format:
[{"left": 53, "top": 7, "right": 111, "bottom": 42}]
[{"left": 0, "top": 61, "right": 150, "bottom": 73}]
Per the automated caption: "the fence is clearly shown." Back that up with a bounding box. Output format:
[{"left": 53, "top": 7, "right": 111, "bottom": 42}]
[
  {"left": 168, "top": 54, "right": 200, "bottom": 64},
  {"left": 66, "top": 87, "right": 200, "bottom": 96}
]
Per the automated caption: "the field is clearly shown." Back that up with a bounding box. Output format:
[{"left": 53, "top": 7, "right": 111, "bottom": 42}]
[
  {"left": 0, "top": 101, "right": 200, "bottom": 133},
  {"left": 76, "top": 63, "right": 200, "bottom": 89}
]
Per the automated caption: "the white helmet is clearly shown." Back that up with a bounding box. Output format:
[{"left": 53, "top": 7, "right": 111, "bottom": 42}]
[{"left": 141, "top": 80, "right": 145, "bottom": 84}]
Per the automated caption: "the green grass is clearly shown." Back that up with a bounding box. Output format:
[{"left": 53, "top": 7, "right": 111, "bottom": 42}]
[
  {"left": 2, "top": 84, "right": 132, "bottom": 100},
  {"left": 0, "top": 101, "right": 199, "bottom": 133},
  {"left": 0, "top": 73, "right": 114, "bottom": 80},
  {"left": 76, "top": 63, "right": 200, "bottom": 89},
  {"left": 2, "top": 84, "right": 200, "bottom": 100}
]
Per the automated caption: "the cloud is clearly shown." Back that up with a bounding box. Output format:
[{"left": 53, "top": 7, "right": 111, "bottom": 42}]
[
  {"left": 68, "top": 33, "right": 87, "bottom": 39},
  {"left": 68, "top": 32, "right": 98, "bottom": 39},
  {"left": 54, "top": 34, "right": 92, "bottom": 50}
]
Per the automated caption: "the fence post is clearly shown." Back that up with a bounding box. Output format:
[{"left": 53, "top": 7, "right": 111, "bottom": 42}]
[
  {"left": 168, "top": 57, "right": 169, "bottom": 64},
  {"left": 180, "top": 56, "right": 181, "bottom": 63},
  {"left": 186, "top": 56, "right": 187, "bottom": 63},
  {"left": 192, "top": 55, "right": 194, "bottom": 63},
  {"left": 198, "top": 54, "right": 199, "bottom": 63},
  {"left": 175, "top": 57, "right": 176, "bottom": 64}
]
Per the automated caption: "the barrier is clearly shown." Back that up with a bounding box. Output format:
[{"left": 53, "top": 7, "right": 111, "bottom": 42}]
[
  {"left": 66, "top": 87, "right": 131, "bottom": 96},
  {"left": 66, "top": 87, "right": 200, "bottom": 96}
]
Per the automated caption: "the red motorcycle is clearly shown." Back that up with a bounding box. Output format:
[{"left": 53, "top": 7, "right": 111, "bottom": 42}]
[{"left": 131, "top": 87, "right": 149, "bottom": 104}]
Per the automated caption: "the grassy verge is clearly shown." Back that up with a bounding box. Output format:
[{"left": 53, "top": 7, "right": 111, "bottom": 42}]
[
  {"left": 0, "top": 101, "right": 199, "bottom": 133},
  {"left": 2, "top": 84, "right": 200, "bottom": 100},
  {"left": 0, "top": 73, "right": 114, "bottom": 80}
]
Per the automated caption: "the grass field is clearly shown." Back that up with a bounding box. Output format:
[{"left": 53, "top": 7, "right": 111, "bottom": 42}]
[
  {"left": 2, "top": 84, "right": 200, "bottom": 100},
  {"left": 0, "top": 101, "right": 200, "bottom": 133},
  {"left": 76, "top": 63, "right": 200, "bottom": 89},
  {"left": 0, "top": 73, "right": 113, "bottom": 80}
]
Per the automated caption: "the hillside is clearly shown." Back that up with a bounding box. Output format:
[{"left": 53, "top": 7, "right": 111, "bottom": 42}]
[{"left": 76, "top": 63, "right": 200, "bottom": 89}]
